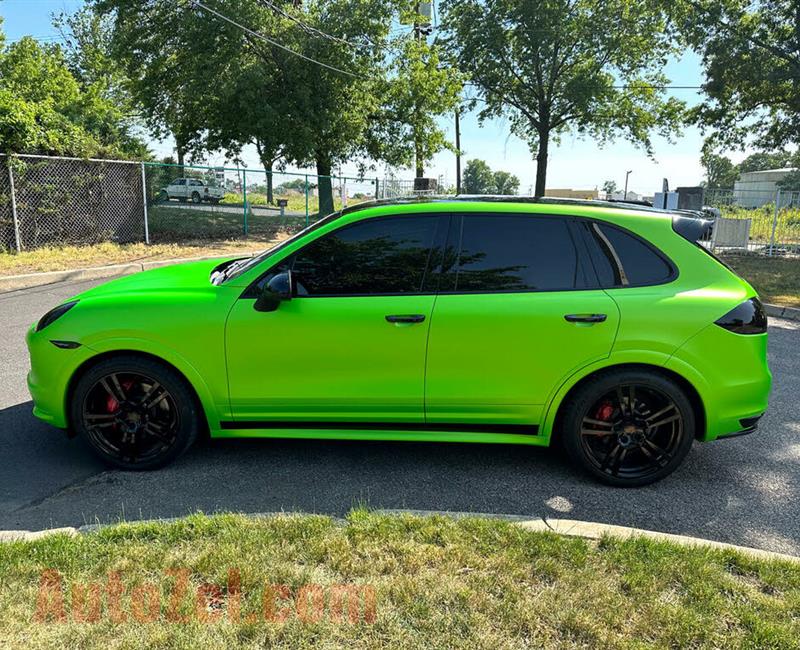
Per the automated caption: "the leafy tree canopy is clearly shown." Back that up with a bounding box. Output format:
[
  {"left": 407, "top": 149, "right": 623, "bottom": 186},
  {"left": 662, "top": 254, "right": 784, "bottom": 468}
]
[
  {"left": 700, "top": 151, "right": 739, "bottom": 188},
  {"left": 676, "top": 0, "right": 800, "bottom": 154},
  {"left": 462, "top": 159, "right": 519, "bottom": 194},
  {"left": 0, "top": 18, "right": 145, "bottom": 157},
  {"left": 442, "top": 0, "right": 686, "bottom": 195}
]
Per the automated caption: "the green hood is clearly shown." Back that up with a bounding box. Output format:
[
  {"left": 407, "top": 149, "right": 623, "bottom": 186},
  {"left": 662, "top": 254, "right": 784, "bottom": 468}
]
[{"left": 73, "top": 258, "right": 236, "bottom": 300}]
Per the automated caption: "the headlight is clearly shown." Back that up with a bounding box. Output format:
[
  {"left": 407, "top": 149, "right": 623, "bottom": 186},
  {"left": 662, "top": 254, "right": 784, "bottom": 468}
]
[{"left": 37, "top": 300, "right": 78, "bottom": 332}]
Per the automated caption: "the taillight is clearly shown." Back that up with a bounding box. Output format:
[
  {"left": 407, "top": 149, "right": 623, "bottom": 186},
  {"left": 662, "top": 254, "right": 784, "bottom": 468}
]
[{"left": 714, "top": 298, "right": 768, "bottom": 335}]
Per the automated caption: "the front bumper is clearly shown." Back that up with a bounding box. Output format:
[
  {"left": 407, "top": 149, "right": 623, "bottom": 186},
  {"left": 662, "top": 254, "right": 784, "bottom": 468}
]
[{"left": 26, "top": 324, "right": 94, "bottom": 430}]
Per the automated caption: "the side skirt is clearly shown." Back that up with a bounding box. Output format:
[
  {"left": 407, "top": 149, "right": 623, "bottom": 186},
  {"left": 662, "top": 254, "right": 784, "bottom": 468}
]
[{"left": 212, "top": 421, "right": 548, "bottom": 446}]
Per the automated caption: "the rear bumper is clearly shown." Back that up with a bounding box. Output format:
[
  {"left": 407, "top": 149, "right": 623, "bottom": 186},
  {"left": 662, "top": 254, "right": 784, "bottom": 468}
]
[{"left": 665, "top": 323, "right": 771, "bottom": 442}]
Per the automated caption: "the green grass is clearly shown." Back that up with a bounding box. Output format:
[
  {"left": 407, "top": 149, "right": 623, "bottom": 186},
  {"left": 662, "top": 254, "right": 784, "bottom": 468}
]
[
  {"left": 723, "top": 254, "right": 800, "bottom": 308},
  {"left": 719, "top": 204, "right": 800, "bottom": 244},
  {"left": 1, "top": 511, "right": 798, "bottom": 649}
]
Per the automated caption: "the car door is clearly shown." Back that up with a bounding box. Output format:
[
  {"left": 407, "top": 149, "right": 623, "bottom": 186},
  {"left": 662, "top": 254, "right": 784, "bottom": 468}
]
[
  {"left": 225, "top": 213, "right": 445, "bottom": 424},
  {"left": 424, "top": 213, "right": 620, "bottom": 428}
]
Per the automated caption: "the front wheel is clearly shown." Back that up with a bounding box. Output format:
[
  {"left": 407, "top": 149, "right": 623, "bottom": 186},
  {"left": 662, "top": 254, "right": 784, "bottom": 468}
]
[
  {"left": 69, "top": 355, "right": 200, "bottom": 470},
  {"left": 191, "top": 192, "right": 201, "bottom": 203},
  {"left": 560, "top": 370, "right": 695, "bottom": 487}
]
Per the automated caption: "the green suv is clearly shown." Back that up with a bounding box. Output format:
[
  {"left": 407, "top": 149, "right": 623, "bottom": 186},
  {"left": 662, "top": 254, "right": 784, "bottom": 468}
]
[{"left": 26, "top": 198, "right": 771, "bottom": 486}]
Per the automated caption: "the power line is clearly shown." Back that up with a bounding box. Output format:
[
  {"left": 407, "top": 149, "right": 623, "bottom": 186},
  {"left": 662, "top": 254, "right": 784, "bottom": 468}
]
[
  {"left": 190, "top": 0, "right": 362, "bottom": 78},
  {"left": 255, "top": 0, "right": 359, "bottom": 49}
]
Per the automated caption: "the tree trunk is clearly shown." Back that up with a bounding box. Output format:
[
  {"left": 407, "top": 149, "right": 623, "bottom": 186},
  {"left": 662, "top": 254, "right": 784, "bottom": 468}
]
[
  {"left": 256, "top": 140, "right": 276, "bottom": 205},
  {"left": 316, "top": 152, "right": 334, "bottom": 216},
  {"left": 415, "top": 135, "right": 424, "bottom": 178},
  {"left": 534, "top": 128, "right": 549, "bottom": 197},
  {"left": 176, "top": 142, "right": 185, "bottom": 177},
  {"left": 264, "top": 165, "right": 274, "bottom": 205}
]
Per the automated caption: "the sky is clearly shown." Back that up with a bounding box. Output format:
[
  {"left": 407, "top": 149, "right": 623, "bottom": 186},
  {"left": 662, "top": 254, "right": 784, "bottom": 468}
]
[{"left": 0, "top": 0, "right": 742, "bottom": 195}]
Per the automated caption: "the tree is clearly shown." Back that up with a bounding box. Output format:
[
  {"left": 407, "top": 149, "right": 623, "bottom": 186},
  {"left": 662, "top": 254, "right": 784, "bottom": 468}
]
[
  {"left": 737, "top": 152, "right": 794, "bottom": 173},
  {"left": 462, "top": 159, "right": 495, "bottom": 193},
  {"left": 492, "top": 170, "right": 519, "bottom": 195},
  {"left": 777, "top": 170, "right": 800, "bottom": 191},
  {"left": 676, "top": 0, "right": 800, "bottom": 155},
  {"left": 442, "top": 0, "right": 686, "bottom": 196},
  {"left": 602, "top": 180, "right": 618, "bottom": 195},
  {"left": 701, "top": 151, "right": 739, "bottom": 189},
  {"left": 0, "top": 20, "right": 144, "bottom": 157},
  {"left": 99, "top": 0, "right": 397, "bottom": 215},
  {"left": 373, "top": 6, "right": 462, "bottom": 178}
]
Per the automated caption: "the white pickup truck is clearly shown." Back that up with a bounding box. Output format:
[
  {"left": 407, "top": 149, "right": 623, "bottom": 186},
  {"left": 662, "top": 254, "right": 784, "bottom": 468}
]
[{"left": 160, "top": 178, "right": 225, "bottom": 204}]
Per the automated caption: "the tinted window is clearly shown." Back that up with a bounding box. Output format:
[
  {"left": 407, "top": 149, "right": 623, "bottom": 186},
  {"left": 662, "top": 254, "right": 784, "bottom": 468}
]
[
  {"left": 586, "top": 222, "right": 673, "bottom": 287},
  {"left": 290, "top": 215, "right": 439, "bottom": 296},
  {"left": 442, "top": 215, "right": 581, "bottom": 292},
  {"left": 173, "top": 179, "right": 186, "bottom": 186}
]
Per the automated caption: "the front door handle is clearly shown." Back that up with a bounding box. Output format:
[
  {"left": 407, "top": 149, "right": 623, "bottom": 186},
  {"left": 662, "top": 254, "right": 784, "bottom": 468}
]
[
  {"left": 385, "top": 314, "right": 426, "bottom": 324},
  {"left": 564, "top": 313, "right": 607, "bottom": 323}
]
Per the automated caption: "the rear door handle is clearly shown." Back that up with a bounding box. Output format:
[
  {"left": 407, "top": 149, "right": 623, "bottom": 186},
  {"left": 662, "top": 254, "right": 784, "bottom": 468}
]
[
  {"left": 564, "top": 313, "right": 607, "bottom": 323},
  {"left": 385, "top": 314, "right": 426, "bottom": 324}
]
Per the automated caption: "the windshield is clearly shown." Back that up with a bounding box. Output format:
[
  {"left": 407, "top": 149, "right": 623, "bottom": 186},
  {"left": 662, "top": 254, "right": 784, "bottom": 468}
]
[{"left": 219, "top": 211, "right": 342, "bottom": 283}]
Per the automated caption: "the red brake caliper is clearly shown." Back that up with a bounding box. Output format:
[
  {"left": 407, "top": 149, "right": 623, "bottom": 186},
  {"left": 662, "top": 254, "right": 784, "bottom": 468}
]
[
  {"left": 595, "top": 401, "right": 614, "bottom": 422},
  {"left": 105, "top": 380, "right": 135, "bottom": 430}
]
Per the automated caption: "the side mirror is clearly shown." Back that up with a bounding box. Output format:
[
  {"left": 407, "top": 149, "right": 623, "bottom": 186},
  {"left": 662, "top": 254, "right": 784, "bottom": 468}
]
[{"left": 254, "top": 270, "right": 293, "bottom": 312}]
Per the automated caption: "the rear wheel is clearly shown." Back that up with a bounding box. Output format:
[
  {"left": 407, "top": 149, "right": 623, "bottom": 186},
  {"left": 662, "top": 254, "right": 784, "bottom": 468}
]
[
  {"left": 69, "top": 356, "right": 200, "bottom": 470},
  {"left": 560, "top": 370, "right": 695, "bottom": 487}
]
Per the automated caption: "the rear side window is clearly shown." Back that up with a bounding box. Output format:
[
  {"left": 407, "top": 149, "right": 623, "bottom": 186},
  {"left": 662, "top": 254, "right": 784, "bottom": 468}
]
[
  {"left": 291, "top": 215, "right": 439, "bottom": 296},
  {"left": 585, "top": 222, "right": 674, "bottom": 287},
  {"left": 441, "top": 215, "right": 582, "bottom": 292}
]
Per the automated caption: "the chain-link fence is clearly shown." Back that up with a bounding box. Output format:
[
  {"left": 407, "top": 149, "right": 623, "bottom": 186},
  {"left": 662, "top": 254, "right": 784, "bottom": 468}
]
[
  {"left": 0, "top": 154, "right": 145, "bottom": 252},
  {"left": 703, "top": 187, "right": 800, "bottom": 256},
  {"left": 0, "top": 154, "right": 394, "bottom": 253},
  {"left": 142, "top": 163, "right": 382, "bottom": 245}
]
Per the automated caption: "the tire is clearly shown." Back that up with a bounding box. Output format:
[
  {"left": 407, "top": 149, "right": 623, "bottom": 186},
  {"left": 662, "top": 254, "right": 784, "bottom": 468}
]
[
  {"left": 69, "top": 355, "right": 200, "bottom": 470},
  {"left": 559, "top": 369, "right": 695, "bottom": 487},
  {"left": 191, "top": 192, "right": 201, "bottom": 203}
]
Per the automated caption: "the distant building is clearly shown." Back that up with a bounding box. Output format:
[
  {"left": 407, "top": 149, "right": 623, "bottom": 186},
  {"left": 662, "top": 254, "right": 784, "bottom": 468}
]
[
  {"left": 734, "top": 168, "right": 797, "bottom": 208},
  {"left": 545, "top": 188, "right": 599, "bottom": 200}
]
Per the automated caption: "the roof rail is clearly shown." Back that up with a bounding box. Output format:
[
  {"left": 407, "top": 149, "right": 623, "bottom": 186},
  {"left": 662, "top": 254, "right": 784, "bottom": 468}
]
[{"left": 337, "top": 194, "right": 690, "bottom": 218}]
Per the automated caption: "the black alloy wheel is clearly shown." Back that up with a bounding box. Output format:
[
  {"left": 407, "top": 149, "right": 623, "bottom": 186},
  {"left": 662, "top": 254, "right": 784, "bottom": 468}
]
[
  {"left": 561, "top": 370, "right": 695, "bottom": 487},
  {"left": 71, "top": 356, "right": 199, "bottom": 469}
]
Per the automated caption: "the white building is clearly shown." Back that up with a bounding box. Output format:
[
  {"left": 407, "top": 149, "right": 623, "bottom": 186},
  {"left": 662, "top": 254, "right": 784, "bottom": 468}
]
[{"left": 733, "top": 168, "right": 797, "bottom": 208}]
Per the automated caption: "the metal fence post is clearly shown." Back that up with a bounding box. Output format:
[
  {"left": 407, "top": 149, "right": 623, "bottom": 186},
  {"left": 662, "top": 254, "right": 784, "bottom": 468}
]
[
  {"left": 769, "top": 189, "right": 780, "bottom": 256},
  {"left": 305, "top": 174, "right": 309, "bottom": 226},
  {"left": 7, "top": 157, "right": 21, "bottom": 253},
  {"left": 140, "top": 162, "right": 150, "bottom": 244},
  {"left": 375, "top": 177, "right": 379, "bottom": 200},
  {"left": 242, "top": 169, "right": 248, "bottom": 236}
]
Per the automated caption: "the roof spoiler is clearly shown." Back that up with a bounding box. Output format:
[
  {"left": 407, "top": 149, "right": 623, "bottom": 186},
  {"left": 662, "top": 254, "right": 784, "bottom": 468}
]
[{"left": 672, "top": 214, "right": 714, "bottom": 243}]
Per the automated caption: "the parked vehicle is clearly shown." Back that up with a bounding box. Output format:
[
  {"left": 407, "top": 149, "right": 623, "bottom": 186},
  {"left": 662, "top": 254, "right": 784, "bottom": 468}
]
[
  {"left": 160, "top": 177, "right": 225, "bottom": 204},
  {"left": 26, "top": 198, "right": 771, "bottom": 486}
]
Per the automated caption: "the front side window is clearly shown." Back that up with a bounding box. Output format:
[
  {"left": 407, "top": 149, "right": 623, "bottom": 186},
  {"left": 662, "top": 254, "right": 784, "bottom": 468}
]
[
  {"left": 584, "top": 222, "right": 674, "bottom": 287},
  {"left": 290, "top": 215, "right": 440, "bottom": 296},
  {"left": 440, "top": 215, "right": 582, "bottom": 293}
]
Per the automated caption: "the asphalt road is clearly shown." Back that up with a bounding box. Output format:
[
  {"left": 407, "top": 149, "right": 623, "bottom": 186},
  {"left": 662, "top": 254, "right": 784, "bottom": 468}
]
[{"left": 2, "top": 277, "right": 799, "bottom": 555}]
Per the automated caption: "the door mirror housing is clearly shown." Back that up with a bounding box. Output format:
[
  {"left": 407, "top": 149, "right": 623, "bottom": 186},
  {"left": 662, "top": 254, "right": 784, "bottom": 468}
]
[{"left": 254, "top": 270, "right": 293, "bottom": 312}]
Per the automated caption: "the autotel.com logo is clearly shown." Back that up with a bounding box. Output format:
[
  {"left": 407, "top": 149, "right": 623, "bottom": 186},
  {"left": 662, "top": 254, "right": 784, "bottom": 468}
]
[{"left": 35, "top": 568, "right": 377, "bottom": 624}]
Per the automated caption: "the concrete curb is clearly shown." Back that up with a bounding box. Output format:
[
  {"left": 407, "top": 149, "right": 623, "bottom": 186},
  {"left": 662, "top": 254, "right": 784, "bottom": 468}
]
[
  {"left": 765, "top": 303, "right": 800, "bottom": 322},
  {"left": 0, "top": 527, "right": 77, "bottom": 542},
  {"left": 376, "top": 509, "right": 800, "bottom": 564},
  {"left": 5, "top": 510, "right": 794, "bottom": 566},
  {"left": 0, "top": 251, "right": 261, "bottom": 294}
]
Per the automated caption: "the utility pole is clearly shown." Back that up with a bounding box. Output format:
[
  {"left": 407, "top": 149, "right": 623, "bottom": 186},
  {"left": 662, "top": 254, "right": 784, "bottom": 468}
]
[{"left": 455, "top": 108, "right": 461, "bottom": 194}]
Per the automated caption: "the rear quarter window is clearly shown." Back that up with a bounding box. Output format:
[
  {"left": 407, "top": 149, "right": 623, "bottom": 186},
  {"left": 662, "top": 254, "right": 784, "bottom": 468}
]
[{"left": 584, "top": 221, "right": 675, "bottom": 287}]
